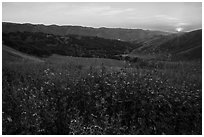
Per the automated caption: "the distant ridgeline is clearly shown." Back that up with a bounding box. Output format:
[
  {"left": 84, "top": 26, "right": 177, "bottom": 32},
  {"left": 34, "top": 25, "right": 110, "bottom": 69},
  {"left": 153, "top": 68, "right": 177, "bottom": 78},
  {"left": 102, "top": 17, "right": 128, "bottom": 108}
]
[{"left": 2, "top": 22, "right": 169, "bottom": 42}]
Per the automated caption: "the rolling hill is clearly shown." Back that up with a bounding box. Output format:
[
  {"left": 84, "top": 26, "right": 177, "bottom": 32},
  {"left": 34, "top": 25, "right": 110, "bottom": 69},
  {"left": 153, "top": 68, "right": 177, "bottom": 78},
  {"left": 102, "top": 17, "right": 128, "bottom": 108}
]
[
  {"left": 2, "top": 44, "right": 44, "bottom": 63},
  {"left": 131, "top": 29, "right": 202, "bottom": 60},
  {"left": 2, "top": 31, "right": 138, "bottom": 59},
  {"left": 2, "top": 22, "right": 201, "bottom": 61}
]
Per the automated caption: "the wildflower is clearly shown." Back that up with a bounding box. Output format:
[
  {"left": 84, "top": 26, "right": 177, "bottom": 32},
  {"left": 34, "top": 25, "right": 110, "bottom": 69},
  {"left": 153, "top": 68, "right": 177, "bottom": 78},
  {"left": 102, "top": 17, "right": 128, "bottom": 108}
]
[
  {"left": 44, "top": 81, "right": 49, "bottom": 85},
  {"left": 32, "top": 113, "right": 37, "bottom": 116},
  {"left": 101, "top": 98, "right": 105, "bottom": 104},
  {"left": 51, "top": 73, "right": 55, "bottom": 76},
  {"left": 40, "top": 87, "right": 44, "bottom": 91},
  {"left": 7, "top": 117, "right": 12, "bottom": 122}
]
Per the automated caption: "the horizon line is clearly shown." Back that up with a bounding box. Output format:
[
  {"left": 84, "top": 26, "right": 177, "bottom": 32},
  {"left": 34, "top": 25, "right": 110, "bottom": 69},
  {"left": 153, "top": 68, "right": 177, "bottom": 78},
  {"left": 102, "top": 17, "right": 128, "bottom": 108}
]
[{"left": 2, "top": 21, "right": 202, "bottom": 33}]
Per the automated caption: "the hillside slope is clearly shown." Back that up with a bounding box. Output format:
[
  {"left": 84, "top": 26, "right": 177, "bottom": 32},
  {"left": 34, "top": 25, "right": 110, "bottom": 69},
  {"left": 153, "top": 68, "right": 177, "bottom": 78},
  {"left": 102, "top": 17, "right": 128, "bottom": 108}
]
[
  {"left": 159, "top": 29, "right": 202, "bottom": 60},
  {"left": 3, "top": 44, "right": 44, "bottom": 63},
  {"left": 132, "top": 29, "right": 202, "bottom": 60},
  {"left": 2, "top": 31, "right": 138, "bottom": 59}
]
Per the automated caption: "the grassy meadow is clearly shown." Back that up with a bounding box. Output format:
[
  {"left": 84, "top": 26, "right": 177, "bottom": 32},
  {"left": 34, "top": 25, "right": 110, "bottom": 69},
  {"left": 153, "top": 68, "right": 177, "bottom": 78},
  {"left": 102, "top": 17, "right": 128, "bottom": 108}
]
[{"left": 2, "top": 55, "right": 202, "bottom": 135}]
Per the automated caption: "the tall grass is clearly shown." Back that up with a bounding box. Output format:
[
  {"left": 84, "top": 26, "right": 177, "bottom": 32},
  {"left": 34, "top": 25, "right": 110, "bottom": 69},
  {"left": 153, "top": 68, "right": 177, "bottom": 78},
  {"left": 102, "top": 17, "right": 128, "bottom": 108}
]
[{"left": 2, "top": 60, "right": 202, "bottom": 135}]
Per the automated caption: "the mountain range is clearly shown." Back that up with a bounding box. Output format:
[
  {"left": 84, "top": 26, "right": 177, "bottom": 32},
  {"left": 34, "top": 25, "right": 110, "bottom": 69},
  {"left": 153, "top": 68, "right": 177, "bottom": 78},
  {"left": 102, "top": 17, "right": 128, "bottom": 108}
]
[{"left": 2, "top": 22, "right": 169, "bottom": 42}]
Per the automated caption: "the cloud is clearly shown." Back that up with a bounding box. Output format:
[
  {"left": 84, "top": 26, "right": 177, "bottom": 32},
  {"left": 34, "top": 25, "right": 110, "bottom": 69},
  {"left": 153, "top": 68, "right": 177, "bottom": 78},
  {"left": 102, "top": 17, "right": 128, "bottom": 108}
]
[
  {"left": 2, "top": 3, "right": 201, "bottom": 32},
  {"left": 176, "top": 22, "right": 189, "bottom": 27},
  {"left": 155, "top": 14, "right": 180, "bottom": 22},
  {"left": 101, "top": 8, "right": 134, "bottom": 16},
  {"left": 154, "top": 14, "right": 191, "bottom": 31}
]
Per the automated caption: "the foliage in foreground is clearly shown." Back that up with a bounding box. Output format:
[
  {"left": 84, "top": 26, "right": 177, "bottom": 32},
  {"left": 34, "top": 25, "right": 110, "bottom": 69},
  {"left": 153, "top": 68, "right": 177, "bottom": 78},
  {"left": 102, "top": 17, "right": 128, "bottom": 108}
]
[{"left": 2, "top": 62, "right": 202, "bottom": 135}]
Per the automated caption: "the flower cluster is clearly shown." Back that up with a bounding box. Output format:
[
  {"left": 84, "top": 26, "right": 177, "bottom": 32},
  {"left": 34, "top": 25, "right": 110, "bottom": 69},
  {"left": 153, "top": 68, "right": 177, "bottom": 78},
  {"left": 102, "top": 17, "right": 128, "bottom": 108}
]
[{"left": 2, "top": 62, "right": 202, "bottom": 135}]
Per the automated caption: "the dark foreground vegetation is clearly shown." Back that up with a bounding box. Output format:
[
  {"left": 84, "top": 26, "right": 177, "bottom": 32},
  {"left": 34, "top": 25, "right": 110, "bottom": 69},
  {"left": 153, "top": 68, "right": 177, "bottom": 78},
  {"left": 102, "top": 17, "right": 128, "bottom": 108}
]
[{"left": 2, "top": 60, "right": 202, "bottom": 135}]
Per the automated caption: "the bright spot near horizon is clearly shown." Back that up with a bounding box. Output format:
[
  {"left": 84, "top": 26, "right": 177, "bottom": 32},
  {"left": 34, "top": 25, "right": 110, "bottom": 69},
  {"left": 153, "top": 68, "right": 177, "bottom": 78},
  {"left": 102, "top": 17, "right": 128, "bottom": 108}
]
[
  {"left": 176, "top": 27, "right": 183, "bottom": 32},
  {"left": 2, "top": 3, "right": 202, "bottom": 32}
]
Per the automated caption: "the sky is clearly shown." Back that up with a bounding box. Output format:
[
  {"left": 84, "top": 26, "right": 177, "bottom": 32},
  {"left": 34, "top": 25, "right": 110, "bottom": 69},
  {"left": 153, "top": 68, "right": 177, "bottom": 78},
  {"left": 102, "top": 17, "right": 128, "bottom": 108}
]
[{"left": 2, "top": 2, "right": 202, "bottom": 32}]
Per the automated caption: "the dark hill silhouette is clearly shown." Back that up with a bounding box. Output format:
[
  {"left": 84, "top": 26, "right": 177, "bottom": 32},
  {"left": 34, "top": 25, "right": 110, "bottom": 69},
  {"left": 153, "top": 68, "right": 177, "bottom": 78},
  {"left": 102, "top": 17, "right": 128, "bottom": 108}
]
[{"left": 2, "top": 31, "right": 138, "bottom": 59}]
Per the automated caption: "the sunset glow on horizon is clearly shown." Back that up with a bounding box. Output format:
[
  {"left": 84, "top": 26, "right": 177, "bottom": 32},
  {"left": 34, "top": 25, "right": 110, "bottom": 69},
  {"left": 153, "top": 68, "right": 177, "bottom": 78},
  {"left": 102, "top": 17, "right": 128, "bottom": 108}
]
[{"left": 3, "top": 2, "right": 202, "bottom": 32}]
